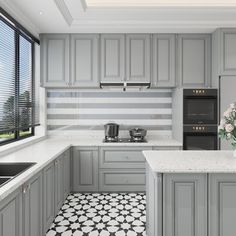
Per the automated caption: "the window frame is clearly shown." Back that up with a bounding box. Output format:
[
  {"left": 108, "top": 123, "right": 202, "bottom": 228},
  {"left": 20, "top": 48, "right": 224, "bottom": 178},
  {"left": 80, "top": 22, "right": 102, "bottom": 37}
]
[{"left": 0, "top": 12, "right": 38, "bottom": 146}]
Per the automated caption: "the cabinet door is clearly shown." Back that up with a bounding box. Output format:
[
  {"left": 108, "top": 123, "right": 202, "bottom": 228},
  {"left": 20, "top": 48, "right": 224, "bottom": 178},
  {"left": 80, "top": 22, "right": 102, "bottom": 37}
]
[
  {"left": 220, "top": 29, "right": 236, "bottom": 75},
  {"left": 41, "top": 34, "right": 69, "bottom": 87},
  {"left": 209, "top": 174, "right": 236, "bottom": 236},
  {"left": 163, "top": 174, "right": 207, "bottom": 236},
  {"left": 23, "top": 172, "right": 43, "bottom": 236},
  {"left": 0, "top": 189, "right": 22, "bottom": 236},
  {"left": 100, "top": 34, "right": 125, "bottom": 82},
  {"left": 177, "top": 34, "right": 211, "bottom": 87},
  {"left": 126, "top": 34, "right": 151, "bottom": 82},
  {"left": 55, "top": 155, "right": 64, "bottom": 214},
  {"left": 71, "top": 34, "right": 99, "bottom": 87},
  {"left": 152, "top": 34, "right": 176, "bottom": 87},
  {"left": 43, "top": 162, "right": 55, "bottom": 234},
  {"left": 72, "top": 147, "right": 98, "bottom": 192},
  {"left": 63, "top": 150, "right": 71, "bottom": 200}
]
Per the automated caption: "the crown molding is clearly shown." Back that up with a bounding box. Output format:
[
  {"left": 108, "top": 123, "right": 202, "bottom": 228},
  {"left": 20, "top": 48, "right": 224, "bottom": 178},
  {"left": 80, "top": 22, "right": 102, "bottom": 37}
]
[
  {"left": 0, "top": 0, "right": 40, "bottom": 37},
  {"left": 54, "top": 0, "right": 73, "bottom": 26}
]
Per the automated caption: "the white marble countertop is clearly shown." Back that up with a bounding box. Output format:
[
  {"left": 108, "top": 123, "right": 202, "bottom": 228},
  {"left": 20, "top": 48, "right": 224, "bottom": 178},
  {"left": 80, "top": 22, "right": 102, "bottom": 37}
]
[
  {"left": 143, "top": 150, "right": 236, "bottom": 173},
  {"left": 0, "top": 134, "right": 181, "bottom": 200}
]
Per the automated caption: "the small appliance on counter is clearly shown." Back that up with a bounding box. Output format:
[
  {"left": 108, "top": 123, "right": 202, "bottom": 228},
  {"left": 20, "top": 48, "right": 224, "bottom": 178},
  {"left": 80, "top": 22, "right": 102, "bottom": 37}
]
[
  {"left": 183, "top": 89, "right": 218, "bottom": 150},
  {"left": 103, "top": 124, "right": 147, "bottom": 143}
]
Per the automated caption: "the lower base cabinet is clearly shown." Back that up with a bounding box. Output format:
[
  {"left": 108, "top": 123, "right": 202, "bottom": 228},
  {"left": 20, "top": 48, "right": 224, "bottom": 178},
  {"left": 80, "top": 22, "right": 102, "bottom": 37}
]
[
  {"left": 0, "top": 188, "right": 22, "bottom": 236},
  {"left": 72, "top": 147, "right": 99, "bottom": 192},
  {"left": 43, "top": 162, "right": 55, "bottom": 234},
  {"left": 23, "top": 172, "right": 43, "bottom": 236},
  {"left": 146, "top": 168, "right": 236, "bottom": 236},
  {"left": 209, "top": 174, "right": 236, "bottom": 236}
]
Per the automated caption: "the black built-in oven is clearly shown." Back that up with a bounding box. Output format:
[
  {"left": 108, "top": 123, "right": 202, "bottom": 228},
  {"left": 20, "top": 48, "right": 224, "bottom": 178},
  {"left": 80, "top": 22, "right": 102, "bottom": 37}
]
[
  {"left": 183, "top": 89, "right": 217, "bottom": 124},
  {"left": 183, "top": 125, "right": 218, "bottom": 150},
  {"left": 183, "top": 89, "right": 218, "bottom": 150}
]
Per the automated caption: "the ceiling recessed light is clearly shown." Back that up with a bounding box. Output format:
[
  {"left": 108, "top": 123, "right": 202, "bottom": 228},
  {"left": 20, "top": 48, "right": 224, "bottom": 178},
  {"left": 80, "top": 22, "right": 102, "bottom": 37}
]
[{"left": 39, "top": 11, "right": 43, "bottom": 15}]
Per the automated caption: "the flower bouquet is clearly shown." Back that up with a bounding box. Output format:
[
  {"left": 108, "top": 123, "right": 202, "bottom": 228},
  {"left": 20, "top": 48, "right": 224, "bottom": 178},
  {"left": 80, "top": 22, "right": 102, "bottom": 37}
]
[{"left": 218, "top": 103, "right": 236, "bottom": 156}]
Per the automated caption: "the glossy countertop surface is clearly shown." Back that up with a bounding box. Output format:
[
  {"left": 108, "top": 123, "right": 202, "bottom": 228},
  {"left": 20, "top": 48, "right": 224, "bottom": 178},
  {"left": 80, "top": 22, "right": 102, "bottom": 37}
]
[
  {"left": 143, "top": 150, "right": 236, "bottom": 173},
  {"left": 0, "top": 132, "right": 182, "bottom": 200}
]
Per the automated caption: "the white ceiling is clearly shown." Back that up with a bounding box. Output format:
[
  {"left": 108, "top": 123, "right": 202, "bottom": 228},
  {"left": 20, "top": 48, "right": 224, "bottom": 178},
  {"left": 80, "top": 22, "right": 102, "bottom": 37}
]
[{"left": 1, "top": 0, "right": 236, "bottom": 37}]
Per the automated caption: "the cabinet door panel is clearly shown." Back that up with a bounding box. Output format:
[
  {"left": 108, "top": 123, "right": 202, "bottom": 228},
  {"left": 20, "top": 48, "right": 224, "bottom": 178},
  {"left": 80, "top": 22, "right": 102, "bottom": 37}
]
[
  {"left": 209, "top": 174, "right": 236, "bottom": 236},
  {"left": 178, "top": 34, "right": 211, "bottom": 87},
  {"left": 220, "top": 29, "right": 236, "bottom": 74},
  {"left": 152, "top": 34, "right": 176, "bottom": 87},
  {"left": 71, "top": 34, "right": 99, "bottom": 87},
  {"left": 23, "top": 172, "right": 42, "bottom": 236},
  {"left": 63, "top": 150, "right": 71, "bottom": 199},
  {"left": 126, "top": 34, "right": 151, "bottom": 82},
  {"left": 55, "top": 155, "right": 64, "bottom": 214},
  {"left": 43, "top": 162, "right": 55, "bottom": 234},
  {"left": 101, "top": 34, "right": 125, "bottom": 81},
  {"left": 41, "top": 34, "right": 69, "bottom": 87},
  {"left": 163, "top": 173, "right": 207, "bottom": 236},
  {"left": 0, "top": 189, "right": 22, "bottom": 236},
  {"left": 72, "top": 147, "right": 98, "bottom": 192}
]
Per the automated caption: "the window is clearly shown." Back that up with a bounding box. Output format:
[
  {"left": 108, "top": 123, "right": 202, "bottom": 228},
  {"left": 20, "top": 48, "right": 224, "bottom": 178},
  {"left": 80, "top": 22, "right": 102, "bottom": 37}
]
[{"left": 0, "top": 10, "right": 39, "bottom": 145}]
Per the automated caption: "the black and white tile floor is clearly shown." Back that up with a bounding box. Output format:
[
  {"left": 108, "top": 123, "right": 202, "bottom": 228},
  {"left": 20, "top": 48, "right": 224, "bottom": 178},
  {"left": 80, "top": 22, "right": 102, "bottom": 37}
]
[{"left": 46, "top": 193, "right": 146, "bottom": 236}]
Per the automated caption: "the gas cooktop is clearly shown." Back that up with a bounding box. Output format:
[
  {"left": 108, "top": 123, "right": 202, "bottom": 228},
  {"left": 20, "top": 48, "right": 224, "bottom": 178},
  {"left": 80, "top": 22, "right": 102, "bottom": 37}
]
[{"left": 103, "top": 138, "right": 147, "bottom": 143}]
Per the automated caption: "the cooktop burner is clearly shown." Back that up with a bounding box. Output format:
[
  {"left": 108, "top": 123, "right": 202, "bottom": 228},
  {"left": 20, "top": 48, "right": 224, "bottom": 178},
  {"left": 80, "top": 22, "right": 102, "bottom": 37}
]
[{"left": 103, "top": 138, "right": 147, "bottom": 143}]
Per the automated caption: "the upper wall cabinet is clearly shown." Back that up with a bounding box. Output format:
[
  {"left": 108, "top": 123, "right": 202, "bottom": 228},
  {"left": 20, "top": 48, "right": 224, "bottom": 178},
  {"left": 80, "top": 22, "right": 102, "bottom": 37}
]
[
  {"left": 152, "top": 34, "right": 176, "bottom": 87},
  {"left": 101, "top": 34, "right": 125, "bottom": 82},
  {"left": 71, "top": 34, "right": 99, "bottom": 87},
  {"left": 177, "top": 34, "right": 211, "bottom": 88},
  {"left": 41, "top": 34, "right": 70, "bottom": 87},
  {"left": 214, "top": 29, "right": 236, "bottom": 76},
  {"left": 126, "top": 34, "right": 151, "bottom": 82}
]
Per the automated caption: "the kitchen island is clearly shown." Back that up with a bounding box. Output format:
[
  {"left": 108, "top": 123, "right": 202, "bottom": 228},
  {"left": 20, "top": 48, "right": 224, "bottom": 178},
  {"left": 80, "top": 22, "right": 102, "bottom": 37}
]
[{"left": 143, "top": 150, "right": 236, "bottom": 236}]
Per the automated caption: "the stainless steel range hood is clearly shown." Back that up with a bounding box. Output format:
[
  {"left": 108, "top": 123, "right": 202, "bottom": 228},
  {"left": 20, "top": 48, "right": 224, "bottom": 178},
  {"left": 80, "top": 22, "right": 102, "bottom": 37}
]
[{"left": 100, "top": 82, "right": 151, "bottom": 91}]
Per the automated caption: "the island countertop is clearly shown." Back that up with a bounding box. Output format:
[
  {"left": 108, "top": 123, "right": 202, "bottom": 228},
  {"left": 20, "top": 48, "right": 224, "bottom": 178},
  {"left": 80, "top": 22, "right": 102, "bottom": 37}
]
[{"left": 143, "top": 150, "right": 236, "bottom": 173}]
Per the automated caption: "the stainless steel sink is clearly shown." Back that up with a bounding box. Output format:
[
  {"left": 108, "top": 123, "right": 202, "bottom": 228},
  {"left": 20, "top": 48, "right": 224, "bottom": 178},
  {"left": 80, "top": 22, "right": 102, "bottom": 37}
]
[{"left": 0, "top": 162, "right": 36, "bottom": 188}]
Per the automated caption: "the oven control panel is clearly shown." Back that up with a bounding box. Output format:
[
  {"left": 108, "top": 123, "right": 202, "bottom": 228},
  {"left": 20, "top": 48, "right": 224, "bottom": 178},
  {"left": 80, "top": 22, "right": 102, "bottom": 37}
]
[
  {"left": 183, "top": 89, "right": 217, "bottom": 97},
  {"left": 184, "top": 125, "right": 217, "bottom": 133}
]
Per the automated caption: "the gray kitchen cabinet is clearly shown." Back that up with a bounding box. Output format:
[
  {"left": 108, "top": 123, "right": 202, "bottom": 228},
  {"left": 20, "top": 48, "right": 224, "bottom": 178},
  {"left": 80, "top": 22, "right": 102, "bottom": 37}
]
[
  {"left": 72, "top": 147, "right": 99, "bottom": 192},
  {"left": 126, "top": 34, "right": 151, "bottom": 82},
  {"left": 54, "top": 154, "right": 64, "bottom": 214},
  {"left": 43, "top": 162, "right": 55, "bottom": 234},
  {"left": 99, "top": 169, "right": 146, "bottom": 192},
  {"left": 100, "top": 34, "right": 125, "bottom": 82},
  {"left": 41, "top": 34, "right": 70, "bottom": 87},
  {"left": 23, "top": 172, "right": 43, "bottom": 236},
  {"left": 0, "top": 188, "right": 22, "bottom": 236},
  {"left": 213, "top": 28, "right": 236, "bottom": 76},
  {"left": 177, "top": 34, "right": 211, "bottom": 87},
  {"left": 71, "top": 34, "right": 99, "bottom": 87},
  {"left": 163, "top": 173, "right": 207, "bottom": 236},
  {"left": 99, "top": 146, "right": 151, "bottom": 169},
  {"left": 146, "top": 164, "right": 162, "bottom": 236},
  {"left": 152, "top": 34, "right": 176, "bottom": 87},
  {"left": 209, "top": 174, "right": 236, "bottom": 236},
  {"left": 63, "top": 149, "right": 71, "bottom": 199}
]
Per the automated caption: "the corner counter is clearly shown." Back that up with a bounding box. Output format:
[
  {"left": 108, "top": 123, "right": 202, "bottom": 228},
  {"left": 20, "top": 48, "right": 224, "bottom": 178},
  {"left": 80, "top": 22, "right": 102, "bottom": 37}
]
[{"left": 143, "top": 150, "right": 236, "bottom": 236}]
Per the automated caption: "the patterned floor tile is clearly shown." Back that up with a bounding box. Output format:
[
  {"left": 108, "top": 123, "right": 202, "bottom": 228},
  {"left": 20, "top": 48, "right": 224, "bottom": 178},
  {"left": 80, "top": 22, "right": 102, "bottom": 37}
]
[{"left": 46, "top": 193, "right": 146, "bottom": 236}]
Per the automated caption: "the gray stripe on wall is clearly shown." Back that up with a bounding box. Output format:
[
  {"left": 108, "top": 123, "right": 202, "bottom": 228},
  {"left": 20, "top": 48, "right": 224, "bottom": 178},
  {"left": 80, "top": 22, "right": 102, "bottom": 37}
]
[
  {"left": 47, "top": 125, "right": 172, "bottom": 131},
  {"left": 47, "top": 114, "right": 172, "bottom": 120},
  {"left": 47, "top": 91, "right": 172, "bottom": 98},
  {"left": 47, "top": 103, "right": 172, "bottom": 109}
]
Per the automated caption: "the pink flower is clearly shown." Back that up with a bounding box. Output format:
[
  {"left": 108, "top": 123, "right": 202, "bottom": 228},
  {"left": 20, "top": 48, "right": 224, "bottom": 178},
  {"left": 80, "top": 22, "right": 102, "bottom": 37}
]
[
  {"left": 230, "top": 103, "right": 236, "bottom": 109},
  {"left": 220, "top": 119, "right": 226, "bottom": 126},
  {"left": 225, "top": 124, "right": 234, "bottom": 133}
]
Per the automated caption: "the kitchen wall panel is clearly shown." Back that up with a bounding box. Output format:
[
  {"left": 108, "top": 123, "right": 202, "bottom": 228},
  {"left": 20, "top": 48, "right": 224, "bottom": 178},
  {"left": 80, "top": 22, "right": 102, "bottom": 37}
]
[{"left": 47, "top": 89, "right": 172, "bottom": 135}]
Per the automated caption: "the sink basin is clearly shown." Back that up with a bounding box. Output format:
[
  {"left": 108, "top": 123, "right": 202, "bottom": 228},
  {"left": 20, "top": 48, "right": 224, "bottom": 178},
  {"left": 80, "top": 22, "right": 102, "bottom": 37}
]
[
  {"left": 0, "top": 163, "right": 36, "bottom": 188},
  {"left": 0, "top": 177, "right": 12, "bottom": 187}
]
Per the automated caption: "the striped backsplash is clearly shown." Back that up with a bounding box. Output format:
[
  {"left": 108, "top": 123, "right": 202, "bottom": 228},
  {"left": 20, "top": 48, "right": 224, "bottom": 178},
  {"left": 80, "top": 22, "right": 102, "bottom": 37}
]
[{"left": 47, "top": 89, "right": 173, "bottom": 135}]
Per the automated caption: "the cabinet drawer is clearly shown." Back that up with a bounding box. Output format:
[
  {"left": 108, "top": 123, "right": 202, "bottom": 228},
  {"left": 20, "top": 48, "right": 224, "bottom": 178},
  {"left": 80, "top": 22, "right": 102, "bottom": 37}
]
[
  {"left": 99, "top": 147, "right": 151, "bottom": 169},
  {"left": 99, "top": 170, "right": 145, "bottom": 192}
]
